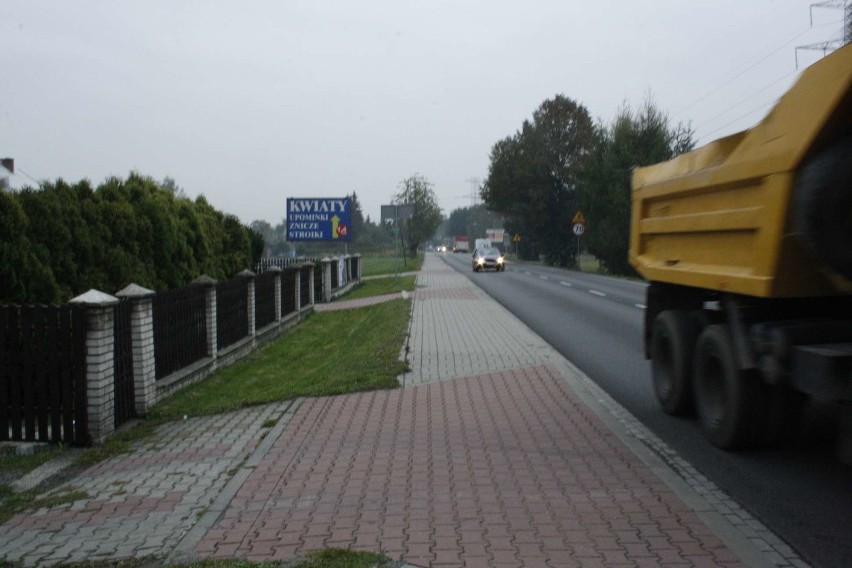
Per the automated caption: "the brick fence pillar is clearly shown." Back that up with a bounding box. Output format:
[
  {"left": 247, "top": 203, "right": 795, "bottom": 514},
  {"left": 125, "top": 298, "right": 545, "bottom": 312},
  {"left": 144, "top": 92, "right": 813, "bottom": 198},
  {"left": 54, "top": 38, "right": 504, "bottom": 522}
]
[
  {"left": 321, "top": 258, "right": 332, "bottom": 303},
  {"left": 70, "top": 289, "right": 119, "bottom": 445},
  {"left": 267, "top": 266, "right": 283, "bottom": 322},
  {"left": 307, "top": 262, "right": 316, "bottom": 306},
  {"left": 115, "top": 283, "right": 156, "bottom": 416},
  {"left": 238, "top": 269, "right": 256, "bottom": 337},
  {"left": 293, "top": 267, "right": 302, "bottom": 313}
]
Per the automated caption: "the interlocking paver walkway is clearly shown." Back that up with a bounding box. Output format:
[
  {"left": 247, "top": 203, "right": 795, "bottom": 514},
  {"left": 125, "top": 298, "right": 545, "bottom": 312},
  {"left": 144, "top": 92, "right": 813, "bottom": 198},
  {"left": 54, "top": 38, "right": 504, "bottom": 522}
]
[
  {"left": 0, "top": 402, "right": 292, "bottom": 566},
  {"left": 197, "top": 367, "right": 741, "bottom": 567},
  {"left": 0, "top": 253, "right": 803, "bottom": 567},
  {"left": 400, "top": 264, "right": 551, "bottom": 385}
]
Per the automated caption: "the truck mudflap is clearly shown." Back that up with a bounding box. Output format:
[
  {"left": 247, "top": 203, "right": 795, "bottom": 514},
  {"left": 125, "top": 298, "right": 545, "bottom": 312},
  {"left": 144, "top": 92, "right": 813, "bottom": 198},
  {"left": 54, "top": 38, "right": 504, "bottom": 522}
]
[{"left": 792, "top": 343, "right": 852, "bottom": 402}]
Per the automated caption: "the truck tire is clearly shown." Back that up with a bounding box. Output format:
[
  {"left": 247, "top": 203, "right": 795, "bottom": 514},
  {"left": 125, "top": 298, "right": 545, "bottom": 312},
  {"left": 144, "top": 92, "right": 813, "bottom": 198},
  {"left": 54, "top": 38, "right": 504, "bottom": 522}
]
[
  {"left": 693, "top": 324, "right": 761, "bottom": 449},
  {"left": 651, "top": 310, "right": 698, "bottom": 415},
  {"left": 794, "top": 137, "right": 852, "bottom": 280}
]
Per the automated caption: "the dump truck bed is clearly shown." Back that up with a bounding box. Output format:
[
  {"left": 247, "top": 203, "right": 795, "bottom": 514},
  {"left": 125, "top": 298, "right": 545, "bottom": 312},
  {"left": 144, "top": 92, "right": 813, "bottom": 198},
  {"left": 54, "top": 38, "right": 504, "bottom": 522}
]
[{"left": 630, "top": 43, "right": 852, "bottom": 298}]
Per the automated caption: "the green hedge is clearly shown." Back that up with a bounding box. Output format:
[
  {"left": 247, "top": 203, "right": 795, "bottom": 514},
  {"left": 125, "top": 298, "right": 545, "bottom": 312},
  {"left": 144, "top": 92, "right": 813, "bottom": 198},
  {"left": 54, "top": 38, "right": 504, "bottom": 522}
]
[{"left": 0, "top": 173, "right": 263, "bottom": 304}]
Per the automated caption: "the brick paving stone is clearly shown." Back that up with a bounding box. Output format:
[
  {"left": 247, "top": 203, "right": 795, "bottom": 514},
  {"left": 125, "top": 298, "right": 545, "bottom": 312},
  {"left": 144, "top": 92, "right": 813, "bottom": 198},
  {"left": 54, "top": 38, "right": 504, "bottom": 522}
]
[
  {"left": 0, "top": 253, "right": 803, "bottom": 567},
  {"left": 0, "top": 402, "right": 292, "bottom": 566}
]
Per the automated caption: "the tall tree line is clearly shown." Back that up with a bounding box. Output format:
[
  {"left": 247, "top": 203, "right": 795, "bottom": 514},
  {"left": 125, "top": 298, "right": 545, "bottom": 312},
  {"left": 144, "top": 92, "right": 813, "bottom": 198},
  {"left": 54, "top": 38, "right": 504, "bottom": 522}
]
[
  {"left": 441, "top": 205, "right": 505, "bottom": 245},
  {"left": 0, "top": 173, "right": 263, "bottom": 304},
  {"left": 481, "top": 94, "right": 693, "bottom": 273},
  {"left": 577, "top": 100, "right": 694, "bottom": 274},
  {"left": 481, "top": 95, "right": 595, "bottom": 266}
]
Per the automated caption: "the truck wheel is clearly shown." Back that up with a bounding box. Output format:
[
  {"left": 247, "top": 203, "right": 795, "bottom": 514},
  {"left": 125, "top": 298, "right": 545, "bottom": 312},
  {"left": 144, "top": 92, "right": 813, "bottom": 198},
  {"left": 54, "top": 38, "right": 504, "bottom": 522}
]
[
  {"left": 794, "top": 137, "right": 852, "bottom": 280},
  {"left": 650, "top": 310, "right": 698, "bottom": 415},
  {"left": 693, "top": 324, "right": 760, "bottom": 449}
]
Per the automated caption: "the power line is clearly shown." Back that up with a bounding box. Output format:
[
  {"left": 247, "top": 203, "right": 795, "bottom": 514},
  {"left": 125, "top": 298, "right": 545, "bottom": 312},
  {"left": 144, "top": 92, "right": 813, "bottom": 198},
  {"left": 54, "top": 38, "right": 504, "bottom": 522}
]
[
  {"left": 673, "top": 17, "right": 842, "bottom": 122},
  {"left": 692, "top": 69, "right": 799, "bottom": 135},
  {"left": 673, "top": 26, "right": 815, "bottom": 119},
  {"left": 17, "top": 168, "right": 41, "bottom": 186},
  {"left": 685, "top": 10, "right": 846, "bottom": 145},
  {"left": 795, "top": 1, "right": 851, "bottom": 65},
  {"left": 695, "top": 100, "right": 777, "bottom": 145}
]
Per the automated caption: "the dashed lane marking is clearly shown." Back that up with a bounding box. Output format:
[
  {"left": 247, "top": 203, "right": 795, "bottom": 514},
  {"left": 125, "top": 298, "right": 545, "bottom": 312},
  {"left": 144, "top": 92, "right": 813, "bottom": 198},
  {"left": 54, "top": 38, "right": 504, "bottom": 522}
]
[
  {"left": 636, "top": 304, "right": 646, "bottom": 309},
  {"left": 560, "top": 281, "right": 572, "bottom": 287},
  {"left": 589, "top": 290, "right": 607, "bottom": 297}
]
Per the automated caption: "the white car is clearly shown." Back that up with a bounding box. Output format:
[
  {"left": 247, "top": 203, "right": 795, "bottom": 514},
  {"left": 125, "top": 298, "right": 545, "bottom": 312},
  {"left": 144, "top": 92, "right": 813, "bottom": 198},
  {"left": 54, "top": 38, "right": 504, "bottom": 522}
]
[{"left": 472, "top": 247, "right": 505, "bottom": 272}]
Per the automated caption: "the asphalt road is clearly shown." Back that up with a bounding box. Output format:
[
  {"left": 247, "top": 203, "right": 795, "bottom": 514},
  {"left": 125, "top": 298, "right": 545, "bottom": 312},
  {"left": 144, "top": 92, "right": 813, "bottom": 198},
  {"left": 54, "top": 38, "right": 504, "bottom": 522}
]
[{"left": 442, "top": 252, "right": 852, "bottom": 568}]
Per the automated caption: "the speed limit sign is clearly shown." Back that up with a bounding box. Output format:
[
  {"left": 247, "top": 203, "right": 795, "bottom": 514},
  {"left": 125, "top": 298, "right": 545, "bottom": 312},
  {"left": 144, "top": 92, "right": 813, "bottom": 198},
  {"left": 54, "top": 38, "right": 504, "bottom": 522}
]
[{"left": 572, "top": 223, "right": 585, "bottom": 236}]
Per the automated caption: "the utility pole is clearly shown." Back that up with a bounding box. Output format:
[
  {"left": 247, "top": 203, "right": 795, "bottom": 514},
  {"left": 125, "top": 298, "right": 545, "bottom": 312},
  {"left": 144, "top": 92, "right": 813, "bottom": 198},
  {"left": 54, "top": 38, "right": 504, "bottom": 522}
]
[
  {"left": 796, "top": 1, "right": 852, "bottom": 67},
  {"left": 1, "top": 158, "right": 13, "bottom": 192},
  {"left": 465, "top": 177, "right": 481, "bottom": 207}
]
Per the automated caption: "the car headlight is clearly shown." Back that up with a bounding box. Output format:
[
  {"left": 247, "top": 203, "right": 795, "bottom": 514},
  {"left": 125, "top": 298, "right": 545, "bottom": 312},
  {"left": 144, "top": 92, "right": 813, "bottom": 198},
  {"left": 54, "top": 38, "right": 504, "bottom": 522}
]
[
  {"left": 476, "top": 257, "right": 485, "bottom": 264},
  {"left": 497, "top": 256, "right": 504, "bottom": 264}
]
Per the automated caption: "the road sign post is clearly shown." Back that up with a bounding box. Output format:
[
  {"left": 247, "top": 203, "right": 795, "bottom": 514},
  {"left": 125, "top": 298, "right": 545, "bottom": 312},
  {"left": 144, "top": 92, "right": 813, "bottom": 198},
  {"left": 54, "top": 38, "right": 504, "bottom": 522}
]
[{"left": 572, "top": 211, "right": 586, "bottom": 261}]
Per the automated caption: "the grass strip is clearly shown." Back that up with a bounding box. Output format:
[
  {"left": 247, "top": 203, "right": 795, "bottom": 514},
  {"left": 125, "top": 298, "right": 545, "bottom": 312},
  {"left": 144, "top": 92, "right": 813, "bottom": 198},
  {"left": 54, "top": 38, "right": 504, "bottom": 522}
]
[
  {"left": 341, "top": 275, "right": 416, "bottom": 301},
  {"left": 360, "top": 253, "right": 423, "bottom": 276},
  {"left": 0, "top": 444, "right": 67, "bottom": 478},
  {"left": 150, "top": 298, "right": 411, "bottom": 420}
]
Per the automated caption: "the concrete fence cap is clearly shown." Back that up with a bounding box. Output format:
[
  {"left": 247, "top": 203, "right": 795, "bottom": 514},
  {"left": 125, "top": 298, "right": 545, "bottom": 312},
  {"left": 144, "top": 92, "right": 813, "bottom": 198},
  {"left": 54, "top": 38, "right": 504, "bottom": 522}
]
[
  {"left": 116, "top": 283, "right": 155, "bottom": 298},
  {"left": 191, "top": 275, "right": 218, "bottom": 286},
  {"left": 69, "top": 289, "right": 120, "bottom": 306}
]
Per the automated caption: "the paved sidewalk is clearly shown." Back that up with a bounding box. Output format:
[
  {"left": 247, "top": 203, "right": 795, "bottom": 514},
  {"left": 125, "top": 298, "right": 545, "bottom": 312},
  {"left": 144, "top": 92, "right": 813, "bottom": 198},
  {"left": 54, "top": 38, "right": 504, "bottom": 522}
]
[{"left": 0, "top": 254, "right": 804, "bottom": 567}]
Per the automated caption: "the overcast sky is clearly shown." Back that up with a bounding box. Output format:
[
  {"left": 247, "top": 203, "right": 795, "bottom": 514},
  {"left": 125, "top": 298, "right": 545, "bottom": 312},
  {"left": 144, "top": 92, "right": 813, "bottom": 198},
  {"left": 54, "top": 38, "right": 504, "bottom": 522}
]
[{"left": 1, "top": 1, "right": 845, "bottom": 226}]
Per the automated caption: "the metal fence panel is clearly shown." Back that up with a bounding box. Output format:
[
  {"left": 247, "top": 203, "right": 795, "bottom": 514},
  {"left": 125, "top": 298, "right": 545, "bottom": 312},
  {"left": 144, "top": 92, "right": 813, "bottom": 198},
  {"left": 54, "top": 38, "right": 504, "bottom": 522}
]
[
  {"left": 113, "top": 300, "right": 136, "bottom": 426},
  {"left": 0, "top": 304, "right": 87, "bottom": 445},
  {"left": 153, "top": 285, "right": 208, "bottom": 380},
  {"left": 255, "top": 272, "right": 276, "bottom": 329},
  {"left": 217, "top": 277, "right": 249, "bottom": 350},
  {"left": 282, "top": 268, "right": 298, "bottom": 316}
]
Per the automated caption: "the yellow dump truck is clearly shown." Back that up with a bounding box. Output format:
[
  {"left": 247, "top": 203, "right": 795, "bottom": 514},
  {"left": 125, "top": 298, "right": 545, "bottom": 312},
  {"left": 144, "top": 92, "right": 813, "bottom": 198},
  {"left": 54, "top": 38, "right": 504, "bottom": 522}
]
[{"left": 630, "top": 43, "right": 852, "bottom": 453}]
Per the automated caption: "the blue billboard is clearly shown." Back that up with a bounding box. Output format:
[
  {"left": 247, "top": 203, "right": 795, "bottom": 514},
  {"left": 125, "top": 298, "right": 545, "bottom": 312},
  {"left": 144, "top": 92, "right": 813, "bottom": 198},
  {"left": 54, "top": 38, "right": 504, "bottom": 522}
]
[{"left": 286, "top": 198, "right": 352, "bottom": 242}]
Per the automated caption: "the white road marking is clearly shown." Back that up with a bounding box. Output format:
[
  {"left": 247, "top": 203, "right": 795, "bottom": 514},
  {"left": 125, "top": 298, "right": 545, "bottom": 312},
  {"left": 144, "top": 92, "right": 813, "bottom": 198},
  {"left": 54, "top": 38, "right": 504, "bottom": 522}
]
[
  {"left": 636, "top": 303, "right": 646, "bottom": 309},
  {"left": 589, "top": 290, "right": 607, "bottom": 297},
  {"left": 560, "top": 281, "right": 572, "bottom": 287},
  {"left": 539, "top": 275, "right": 548, "bottom": 280}
]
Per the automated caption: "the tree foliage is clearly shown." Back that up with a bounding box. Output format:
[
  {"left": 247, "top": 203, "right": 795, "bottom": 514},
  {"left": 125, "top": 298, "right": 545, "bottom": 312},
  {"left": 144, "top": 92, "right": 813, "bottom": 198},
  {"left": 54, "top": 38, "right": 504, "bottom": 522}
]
[
  {"left": 443, "top": 204, "right": 505, "bottom": 244},
  {"left": 393, "top": 174, "right": 443, "bottom": 257},
  {"left": 1, "top": 173, "right": 263, "bottom": 304},
  {"left": 576, "top": 99, "right": 694, "bottom": 275},
  {"left": 482, "top": 95, "right": 595, "bottom": 266}
]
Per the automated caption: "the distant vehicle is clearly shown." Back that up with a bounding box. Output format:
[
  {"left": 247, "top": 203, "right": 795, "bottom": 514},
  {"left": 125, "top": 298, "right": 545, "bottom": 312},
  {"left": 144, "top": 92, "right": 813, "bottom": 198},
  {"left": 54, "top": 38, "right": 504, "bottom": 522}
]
[
  {"left": 472, "top": 247, "right": 505, "bottom": 272},
  {"left": 436, "top": 245, "right": 447, "bottom": 253},
  {"left": 452, "top": 236, "right": 470, "bottom": 253},
  {"left": 474, "top": 238, "right": 492, "bottom": 252}
]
